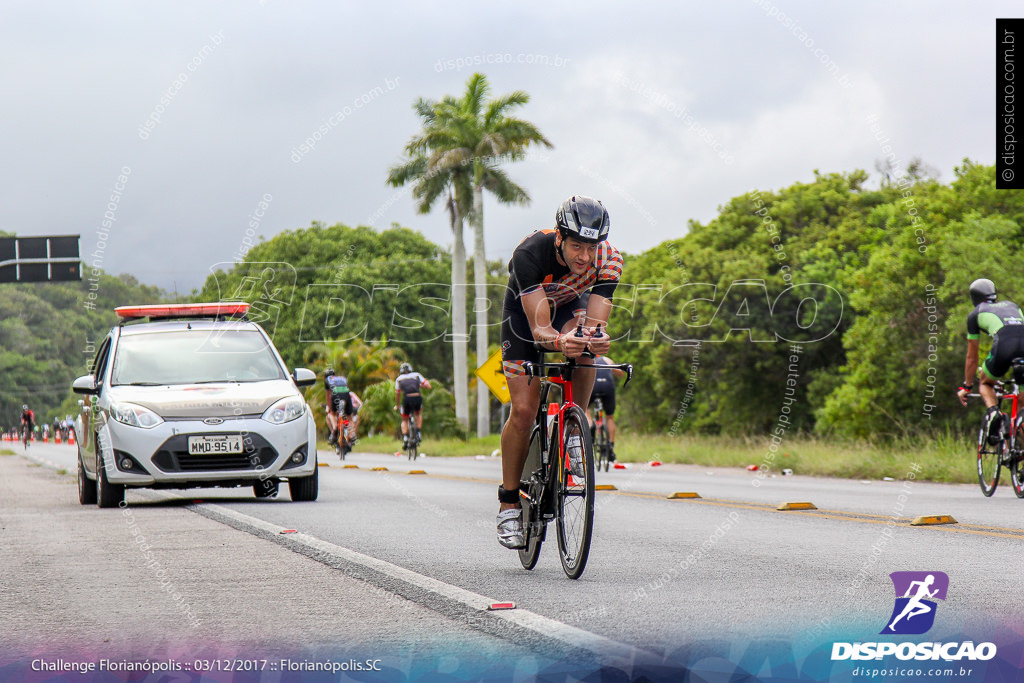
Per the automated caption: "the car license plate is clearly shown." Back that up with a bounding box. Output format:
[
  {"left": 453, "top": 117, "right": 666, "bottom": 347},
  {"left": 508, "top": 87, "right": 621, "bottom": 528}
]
[{"left": 188, "top": 435, "right": 243, "bottom": 455}]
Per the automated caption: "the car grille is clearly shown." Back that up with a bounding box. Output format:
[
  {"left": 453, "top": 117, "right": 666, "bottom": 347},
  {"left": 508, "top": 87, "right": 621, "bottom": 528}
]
[{"left": 151, "top": 433, "right": 278, "bottom": 472}]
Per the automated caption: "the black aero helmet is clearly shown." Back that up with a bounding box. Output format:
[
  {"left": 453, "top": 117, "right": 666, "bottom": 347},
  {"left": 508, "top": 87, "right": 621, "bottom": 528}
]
[
  {"left": 325, "top": 368, "right": 335, "bottom": 377},
  {"left": 556, "top": 195, "right": 609, "bottom": 244},
  {"left": 969, "top": 278, "right": 997, "bottom": 306}
]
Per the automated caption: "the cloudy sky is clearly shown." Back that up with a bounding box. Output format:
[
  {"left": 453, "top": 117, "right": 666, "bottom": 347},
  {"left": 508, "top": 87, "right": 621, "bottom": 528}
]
[{"left": 0, "top": 1, "right": 1012, "bottom": 293}]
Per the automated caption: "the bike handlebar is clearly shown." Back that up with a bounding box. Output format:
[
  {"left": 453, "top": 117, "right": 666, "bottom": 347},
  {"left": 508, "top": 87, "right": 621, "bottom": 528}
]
[{"left": 523, "top": 358, "right": 633, "bottom": 388}]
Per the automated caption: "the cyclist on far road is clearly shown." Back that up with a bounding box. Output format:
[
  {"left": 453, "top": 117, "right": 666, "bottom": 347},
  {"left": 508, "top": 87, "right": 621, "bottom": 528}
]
[
  {"left": 588, "top": 354, "right": 627, "bottom": 462},
  {"left": 957, "top": 278, "right": 1024, "bottom": 444},
  {"left": 496, "top": 195, "right": 621, "bottom": 549},
  {"left": 324, "top": 369, "right": 354, "bottom": 446},
  {"left": 20, "top": 404, "right": 35, "bottom": 444},
  {"left": 395, "top": 363, "right": 431, "bottom": 449}
]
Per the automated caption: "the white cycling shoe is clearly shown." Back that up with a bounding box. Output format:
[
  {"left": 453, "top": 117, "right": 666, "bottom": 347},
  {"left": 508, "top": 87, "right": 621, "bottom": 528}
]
[{"left": 496, "top": 508, "right": 525, "bottom": 549}]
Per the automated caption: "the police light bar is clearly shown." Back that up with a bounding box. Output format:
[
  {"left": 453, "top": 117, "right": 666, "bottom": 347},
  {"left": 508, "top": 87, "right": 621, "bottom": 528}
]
[{"left": 114, "top": 302, "right": 251, "bottom": 320}]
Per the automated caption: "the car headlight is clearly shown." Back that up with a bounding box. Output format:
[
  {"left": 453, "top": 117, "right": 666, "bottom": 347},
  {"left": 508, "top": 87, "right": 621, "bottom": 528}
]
[
  {"left": 262, "top": 397, "right": 306, "bottom": 424},
  {"left": 110, "top": 402, "right": 164, "bottom": 429}
]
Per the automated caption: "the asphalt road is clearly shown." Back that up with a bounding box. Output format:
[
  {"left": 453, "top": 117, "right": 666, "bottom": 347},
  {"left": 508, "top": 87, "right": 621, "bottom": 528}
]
[{"left": 7, "top": 440, "right": 1024, "bottom": 678}]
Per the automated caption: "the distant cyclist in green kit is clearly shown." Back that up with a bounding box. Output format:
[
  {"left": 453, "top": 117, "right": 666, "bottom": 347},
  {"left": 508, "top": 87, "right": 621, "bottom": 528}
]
[{"left": 956, "top": 278, "right": 1024, "bottom": 444}]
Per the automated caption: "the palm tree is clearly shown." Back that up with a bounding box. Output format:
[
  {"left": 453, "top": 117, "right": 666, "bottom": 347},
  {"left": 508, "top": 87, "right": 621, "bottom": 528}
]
[
  {"left": 388, "top": 100, "right": 473, "bottom": 431},
  {"left": 407, "top": 73, "right": 553, "bottom": 436}
]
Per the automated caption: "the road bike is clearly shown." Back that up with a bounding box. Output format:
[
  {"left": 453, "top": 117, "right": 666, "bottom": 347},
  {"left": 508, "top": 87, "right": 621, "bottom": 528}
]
[
  {"left": 335, "top": 415, "right": 353, "bottom": 460},
  {"left": 22, "top": 425, "right": 32, "bottom": 450},
  {"left": 405, "top": 418, "right": 421, "bottom": 461},
  {"left": 969, "top": 357, "right": 1024, "bottom": 497},
  {"left": 591, "top": 397, "right": 613, "bottom": 473},
  {"left": 518, "top": 343, "right": 631, "bottom": 579}
]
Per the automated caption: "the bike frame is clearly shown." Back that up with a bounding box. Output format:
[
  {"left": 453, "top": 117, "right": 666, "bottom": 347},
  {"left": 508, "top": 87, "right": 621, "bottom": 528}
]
[{"left": 528, "top": 358, "right": 581, "bottom": 482}]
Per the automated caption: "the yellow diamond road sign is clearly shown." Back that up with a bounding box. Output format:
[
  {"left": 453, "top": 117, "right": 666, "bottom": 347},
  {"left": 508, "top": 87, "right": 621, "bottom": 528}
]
[{"left": 476, "top": 350, "right": 510, "bottom": 404}]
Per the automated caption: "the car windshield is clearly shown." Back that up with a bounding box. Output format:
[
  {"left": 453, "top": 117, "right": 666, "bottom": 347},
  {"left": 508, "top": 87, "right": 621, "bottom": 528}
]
[{"left": 110, "top": 329, "right": 287, "bottom": 386}]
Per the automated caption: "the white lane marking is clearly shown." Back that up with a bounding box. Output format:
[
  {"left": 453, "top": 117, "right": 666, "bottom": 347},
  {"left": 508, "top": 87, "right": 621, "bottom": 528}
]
[
  {"left": 21, "top": 451, "right": 66, "bottom": 470},
  {"left": 185, "top": 499, "right": 653, "bottom": 662}
]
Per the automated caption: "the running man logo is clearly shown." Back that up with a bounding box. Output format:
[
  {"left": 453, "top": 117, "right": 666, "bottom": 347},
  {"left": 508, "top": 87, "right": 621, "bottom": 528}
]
[{"left": 881, "top": 571, "right": 949, "bottom": 635}]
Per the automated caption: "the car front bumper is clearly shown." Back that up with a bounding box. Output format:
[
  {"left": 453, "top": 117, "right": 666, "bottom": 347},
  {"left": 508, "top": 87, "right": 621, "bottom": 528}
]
[{"left": 98, "top": 414, "right": 317, "bottom": 486}]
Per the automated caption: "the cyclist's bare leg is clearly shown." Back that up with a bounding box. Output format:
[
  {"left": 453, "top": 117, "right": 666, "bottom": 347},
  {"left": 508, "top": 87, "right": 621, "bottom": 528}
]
[
  {"left": 607, "top": 414, "right": 616, "bottom": 442},
  {"left": 980, "top": 373, "right": 999, "bottom": 409},
  {"left": 500, "top": 374, "right": 540, "bottom": 512},
  {"left": 415, "top": 410, "right": 423, "bottom": 430}
]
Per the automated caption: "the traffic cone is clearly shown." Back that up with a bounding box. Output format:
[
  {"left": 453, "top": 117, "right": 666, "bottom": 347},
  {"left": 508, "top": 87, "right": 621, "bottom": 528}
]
[
  {"left": 43, "top": 433, "right": 47, "bottom": 442},
  {"left": 55, "top": 431, "right": 61, "bottom": 444},
  {"left": 68, "top": 431, "right": 75, "bottom": 446}
]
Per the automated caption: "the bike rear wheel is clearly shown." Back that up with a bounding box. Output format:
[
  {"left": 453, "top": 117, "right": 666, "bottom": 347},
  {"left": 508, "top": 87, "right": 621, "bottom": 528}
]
[
  {"left": 556, "top": 405, "right": 595, "bottom": 579},
  {"left": 407, "top": 425, "right": 419, "bottom": 461},
  {"left": 1010, "top": 418, "right": 1024, "bottom": 499},
  {"left": 978, "top": 425, "right": 1001, "bottom": 497},
  {"left": 518, "top": 426, "right": 545, "bottom": 570}
]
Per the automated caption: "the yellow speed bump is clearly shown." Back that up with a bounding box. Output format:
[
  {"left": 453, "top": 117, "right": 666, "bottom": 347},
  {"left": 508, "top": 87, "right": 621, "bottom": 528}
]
[
  {"left": 318, "top": 462, "right": 330, "bottom": 467},
  {"left": 777, "top": 501, "right": 817, "bottom": 511},
  {"left": 595, "top": 484, "right": 618, "bottom": 491},
  {"left": 408, "top": 470, "right": 427, "bottom": 475},
  {"left": 668, "top": 492, "right": 702, "bottom": 499},
  {"left": 371, "top": 467, "right": 389, "bottom": 472},
  {"left": 911, "top": 514, "right": 958, "bottom": 526},
  {"left": 343, "top": 464, "right": 359, "bottom": 469}
]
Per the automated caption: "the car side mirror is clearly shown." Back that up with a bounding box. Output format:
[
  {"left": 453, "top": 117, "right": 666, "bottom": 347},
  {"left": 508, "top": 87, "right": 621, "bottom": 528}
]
[
  {"left": 292, "top": 368, "right": 316, "bottom": 387},
  {"left": 72, "top": 375, "right": 99, "bottom": 395}
]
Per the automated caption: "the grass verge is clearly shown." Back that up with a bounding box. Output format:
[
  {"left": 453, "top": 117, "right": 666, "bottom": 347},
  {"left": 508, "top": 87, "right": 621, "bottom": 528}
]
[{"left": 331, "top": 431, "right": 978, "bottom": 484}]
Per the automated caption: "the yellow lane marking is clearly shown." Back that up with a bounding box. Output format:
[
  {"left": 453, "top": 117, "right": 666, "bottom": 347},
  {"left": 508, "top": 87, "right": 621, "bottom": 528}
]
[
  {"left": 911, "top": 515, "right": 958, "bottom": 526},
  {"left": 777, "top": 502, "right": 818, "bottom": 511},
  {"left": 336, "top": 467, "right": 1024, "bottom": 540}
]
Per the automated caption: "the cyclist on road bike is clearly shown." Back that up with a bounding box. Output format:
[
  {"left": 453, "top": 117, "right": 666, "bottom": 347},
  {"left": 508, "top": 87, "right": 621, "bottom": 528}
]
[
  {"left": 20, "top": 404, "right": 35, "bottom": 443},
  {"left": 957, "top": 278, "right": 1024, "bottom": 444},
  {"left": 496, "top": 195, "right": 621, "bottom": 549},
  {"left": 324, "top": 369, "right": 355, "bottom": 446},
  {"left": 587, "top": 354, "right": 627, "bottom": 462},
  {"left": 395, "top": 362, "right": 431, "bottom": 448}
]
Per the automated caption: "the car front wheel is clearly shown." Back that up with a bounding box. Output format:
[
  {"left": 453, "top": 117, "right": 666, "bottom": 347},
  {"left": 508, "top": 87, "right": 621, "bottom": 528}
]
[
  {"left": 288, "top": 465, "right": 318, "bottom": 502},
  {"left": 78, "top": 451, "right": 97, "bottom": 505},
  {"left": 96, "top": 452, "right": 124, "bottom": 508}
]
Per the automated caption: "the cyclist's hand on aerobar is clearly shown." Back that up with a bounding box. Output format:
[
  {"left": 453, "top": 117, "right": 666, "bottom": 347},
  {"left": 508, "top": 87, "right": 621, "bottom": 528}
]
[
  {"left": 557, "top": 332, "right": 589, "bottom": 359},
  {"left": 956, "top": 385, "right": 971, "bottom": 407},
  {"left": 585, "top": 327, "right": 611, "bottom": 356}
]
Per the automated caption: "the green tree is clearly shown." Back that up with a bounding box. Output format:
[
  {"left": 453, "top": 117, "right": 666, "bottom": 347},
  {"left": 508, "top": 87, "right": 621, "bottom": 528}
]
[
  {"left": 197, "top": 223, "right": 456, "bottom": 382},
  {"left": 0, "top": 270, "right": 165, "bottom": 427},
  {"left": 405, "top": 73, "right": 553, "bottom": 436},
  {"left": 388, "top": 99, "right": 473, "bottom": 432}
]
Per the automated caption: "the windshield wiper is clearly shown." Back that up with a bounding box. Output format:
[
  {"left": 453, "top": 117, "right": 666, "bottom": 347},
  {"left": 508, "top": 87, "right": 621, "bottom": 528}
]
[{"left": 119, "top": 381, "right": 163, "bottom": 386}]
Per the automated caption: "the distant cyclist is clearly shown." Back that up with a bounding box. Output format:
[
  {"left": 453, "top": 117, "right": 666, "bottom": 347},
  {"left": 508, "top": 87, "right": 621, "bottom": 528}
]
[
  {"left": 957, "top": 278, "right": 1024, "bottom": 444},
  {"left": 496, "top": 195, "right": 620, "bottom": 549},
  {"left": 588, "top": 355, "right": 627, "bottom": 462},
  {"left": 20, "top": 404, "right": 35, "bottom": 445},
  {"left": 395, "top": 362, "right": 431, "bottom": 448},
  {"left": 323, "top": 369, "right": 354, "bottom": 446},
  {"left": 346, "top": 390, "right": 363, "bottom": 444}
]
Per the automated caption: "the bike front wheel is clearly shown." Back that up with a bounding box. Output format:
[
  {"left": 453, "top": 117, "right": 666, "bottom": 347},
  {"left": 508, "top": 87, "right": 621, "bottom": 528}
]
[
  {"left": 556, "top": 405, "right": 595, "bottom": 579},
  {"left": 978, "top": 425, "right": 1001, "bottom": 497}
]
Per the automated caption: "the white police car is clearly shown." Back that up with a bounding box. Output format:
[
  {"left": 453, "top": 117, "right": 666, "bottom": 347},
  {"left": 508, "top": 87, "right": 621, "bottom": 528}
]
[{"left": 73, "top": 303, "right": 319, "bottom": 506}]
